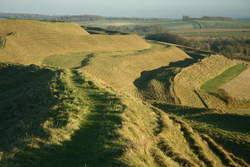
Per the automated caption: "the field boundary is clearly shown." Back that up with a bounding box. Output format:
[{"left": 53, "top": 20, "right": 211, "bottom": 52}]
[
  {"left": 190, "top": 20, "right": 202, "bottom": 29},
  {"left": 0, "top": 37, "right": 6, "bottom": 50}
]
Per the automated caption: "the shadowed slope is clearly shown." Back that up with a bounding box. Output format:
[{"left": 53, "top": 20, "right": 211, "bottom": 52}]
[
  {"left": 80, "top": 44, "right": 190, "bottom": 99},
  {"left": 133, "top": 52, "right": 205, "bottom": 103}
]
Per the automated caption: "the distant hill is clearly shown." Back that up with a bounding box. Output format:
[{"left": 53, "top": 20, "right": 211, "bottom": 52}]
[
  {"left": 182, "top": 15, "right": 234, "bottom": 21},
  {"left": 0, "top": 13, "right": 168, "bottom": 22},
  {"left": 0, "top": 13, "right": 105, "bottom": 22}
]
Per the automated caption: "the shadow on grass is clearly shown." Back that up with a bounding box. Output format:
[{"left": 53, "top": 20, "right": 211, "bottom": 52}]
[
  {"left": 187, "top": 113, "right": 250, "bottom": 164},
  {"left": 36, "top": 70, "right": 124, "bottom": 167},
  {"left": 133, "top": 53, "right": 204, "bottom": 90},
  {"left": 153, "top": 102, "right": 250, "bottom": 164},
  {"left": 0, "top": 63, "right": 71, "bottom": 163}
]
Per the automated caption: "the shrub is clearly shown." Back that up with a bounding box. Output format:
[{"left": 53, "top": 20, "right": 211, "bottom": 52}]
[{"left": 217, "top": 88, "right": 235, "bottom": 106}]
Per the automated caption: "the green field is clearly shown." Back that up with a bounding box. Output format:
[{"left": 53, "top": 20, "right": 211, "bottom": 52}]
[
  {"left": 77, "top": 19, "right": 250, "bottom": 30},
  {"left": 200, "top": 64, "right": 248, "bottom": 94},
  {"left": 182, "top": 31, "right": 250, "bottom": 37},
  {"left": 77, "top": 19, "right": 250, "bottom": 38},
  {"left": 195, "top": 20, "right": 250, "bottom": 29},
  {"left": 77, "top": 20, "right": 201, "bottom": 29}
]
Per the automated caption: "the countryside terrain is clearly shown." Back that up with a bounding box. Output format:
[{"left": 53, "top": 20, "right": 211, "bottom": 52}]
[{"left": 0, "top": 18, "right": 250, "bottom": 167}]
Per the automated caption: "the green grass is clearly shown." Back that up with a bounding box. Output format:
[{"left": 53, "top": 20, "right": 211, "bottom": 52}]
[
  {"left": 195, "top": 20, "right": 250, "bottom": 29},
  {"left": 200, "top": 64, "right": 248, "bottom": 93},
  {"left": 182, "top": 31, "right": 250, "bottom": 37},
  {"left": 0, "top": 37, "right": 6, "bottom": 50},
  {"left": 153, "top": 102, "right": 250, "bottom": 164},
  {"left": 1, "top": 20, "right": 250, "bottom": 167},
  {"left": 0, "top": 62, "right": 124, "bottom": 166}
]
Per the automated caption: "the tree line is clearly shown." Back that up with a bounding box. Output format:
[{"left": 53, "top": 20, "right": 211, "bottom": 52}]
[
  {"left": 182, "top": 15, "right": 234, "bottom": 21},
  {"left": 145, "top": 32, "right": 250, "bottom": 59},
  {"left": 145, "top": 32, "right": 211, "bottom": 51},
  {"left": 0, "top": 13, "right": 168, "bottom": 22},
  {"left": 107, "top": 25, "right": 166, "bottom": 35},
  {"left": 0, "top": 13, "right": 105, "bottom": 22}
]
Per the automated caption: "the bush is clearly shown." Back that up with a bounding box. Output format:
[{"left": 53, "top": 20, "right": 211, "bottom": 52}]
[{"left": 217, "top": 88, "right": 235, "bottom": 106}]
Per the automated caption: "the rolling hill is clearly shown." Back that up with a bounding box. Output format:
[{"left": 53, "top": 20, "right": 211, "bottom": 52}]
[
  {"left": 0, "top": 19, "right": 150, "bottom": 65},
  {"left": 0, "top": 19, "right": 250, "bottom": 166}
]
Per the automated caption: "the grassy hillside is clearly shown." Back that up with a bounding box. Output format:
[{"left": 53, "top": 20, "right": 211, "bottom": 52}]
[
  {"left": 1, "top": 19, "right": 250, "bottom": 166},
  {"left": 0, "top": 62, "right": 125, "bottom": 166},
  {"left": 1, "top": 62, "right": 249, "bottom": 167},
  {"left": 175, "top": 55, "right": 237, "bottom": 89},
  {"left": 201, "top": 64, "right": 248, "bottom": 94},
  {"left": 43, "top": 42, "right": 191, "bottom": 99},
  {"left": 0, "top": 19, "right": 90, "bottom": 37},
  {"left": 222, "top": 68, "right": 250, "bottom": 100},
  {"left": 0, "top": 19, "right": 150, "bottom": 65}
]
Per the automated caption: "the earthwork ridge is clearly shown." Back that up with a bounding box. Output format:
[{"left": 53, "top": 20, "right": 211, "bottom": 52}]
[{"left": 0, "top": 19, "right": 250, "bottom": 166}]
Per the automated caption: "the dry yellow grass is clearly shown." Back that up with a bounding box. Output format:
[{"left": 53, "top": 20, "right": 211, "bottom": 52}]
[
  {"left": 0, "top": 19, "right": 90, "bottom": 36},
  {"left": 0, "top": 19, "right": 150, "bottom": 65},
  {"left": 174, "top": 55, "right": 236, "bottom": 89},
  {"left": 80, "top": 44, "right": 190, "bottom": 98},
  {"left": 222, "top": 68, "right": 250, "bottom": 100},
  {"left": 173, "top": 55, "right": 236, "bottom": 108},
  {"left": 174, "top": 82, "right": 205, "bottom": 108}
]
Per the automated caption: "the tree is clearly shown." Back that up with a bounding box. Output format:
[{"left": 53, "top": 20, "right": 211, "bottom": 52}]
[{"left": 224, "top": 45, "right": 234, "bottom": 59}]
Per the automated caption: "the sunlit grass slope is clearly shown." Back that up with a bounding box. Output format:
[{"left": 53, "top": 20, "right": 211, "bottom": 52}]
[
  {"left": 1, "top": 62, "right": 248, "bottom": 166},
  {"left": 0, "top": 19, "right": 90, "bottom": 36},
  {"left": 173, "top": 55, "right": 238, "bottom": 108},
  {"left": 175, "top": 55, "right": 237, "bottom": 90},
  {"left": 0, "top": 62, "right": 126, "bottom": 166},
  {"left": 0, "top": 19, "right": 150, "bottom": 65},
  {"left": 78, "top": 43, "right": 191, "bottom": 99}
]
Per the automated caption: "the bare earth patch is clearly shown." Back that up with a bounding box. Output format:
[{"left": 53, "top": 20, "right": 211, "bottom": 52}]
[{"left": 222, "top": 67, "right": 250, "bottom": 100}]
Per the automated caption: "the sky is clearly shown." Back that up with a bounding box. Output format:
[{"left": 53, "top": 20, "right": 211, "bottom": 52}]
[{"left": 0, "top": 0, "right": 249, "bottom": 19}]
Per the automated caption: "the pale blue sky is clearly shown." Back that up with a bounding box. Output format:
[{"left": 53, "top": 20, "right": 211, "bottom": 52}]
[{"left": 0, "top": 0, "right": 249, "bottom": 19}]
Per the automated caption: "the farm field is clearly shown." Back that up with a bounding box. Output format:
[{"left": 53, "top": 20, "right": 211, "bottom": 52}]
[
  {"left": 195, "top": 20, "right": 250, "bottom": 29},
  {"left": 77, "top": 19, "right": 250, "bottom": 30},
  {"left": 77, "top": 19, "right": 250, "bottom": 39},
  {"left": 222, "top": 67, "right": 250, "bottom": 100},
  {"left": 200, "top": 64, "right": 248, "bottom": 94},
  {"left": 78, "top": 20, "right": 201, "bottom": 29},
  {"left": 1, "top": 18, "right": 250, "bottom": 166},
  {"left": 182, "top": 31, "right": 250, "bottom": 37}
]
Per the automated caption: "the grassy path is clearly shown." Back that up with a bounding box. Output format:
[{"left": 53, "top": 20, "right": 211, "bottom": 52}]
[{"left": 37, "top": 70, "right": 123, "bottom": 167}]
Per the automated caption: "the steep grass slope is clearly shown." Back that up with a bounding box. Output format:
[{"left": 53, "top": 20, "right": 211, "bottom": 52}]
[
  {"left": 0, "top": 19, "right": 150, "bottom": 65},
  {"left": 1, "top": 21, "right": 250, "bottom": 166},
  {"left": 222, "top": 68, "right": 250, "bottom": 100},
  {"left": 79, "top": 43, "right": 190, "bottom": 99},
  {"left": 0, "top": 19, "right": 90, "bottom": 36},
  {"left": 175, "top": 55, "right": 237, "bottom": 90},
  {"left": 1, "top": 62, "right": 249, "bottom": 166},
  {"left": 174, "top": 55, "right": 237, "bottom": 108},
  {"left": 0, "top": 62, "right": 125, "bottom": 166},
  {"left": 154, "top": 102, "right": 250, "bottom": 165}
]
